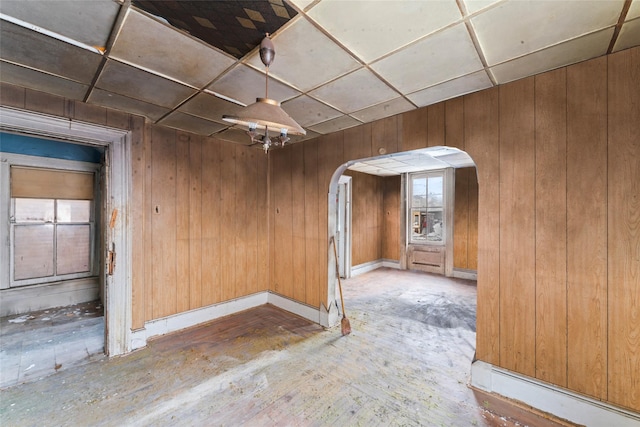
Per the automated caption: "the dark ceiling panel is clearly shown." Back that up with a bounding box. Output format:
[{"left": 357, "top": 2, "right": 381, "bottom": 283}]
[{"left": 132, "top": 0, "right": 298, "bottom": 58}]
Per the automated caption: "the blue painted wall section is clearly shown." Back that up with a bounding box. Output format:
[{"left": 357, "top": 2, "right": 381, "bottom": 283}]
[{"left": 0, "top": 132, "right": 103, "bottom": 163}]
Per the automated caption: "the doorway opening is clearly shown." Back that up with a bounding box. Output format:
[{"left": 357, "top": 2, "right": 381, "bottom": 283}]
[
  {"left": 0, "top": 107, "right": 132, "bottom": 388},
  {"left": 325, "top": 146, "right": 478, "bottom": 327}
]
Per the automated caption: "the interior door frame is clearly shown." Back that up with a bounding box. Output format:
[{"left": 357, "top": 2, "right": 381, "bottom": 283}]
[
  {"left": 336, "top": 175, "right": 352, "bottom": 279},
  {"left": 0, "top": 106, "right": 132, "bottom": 356}
]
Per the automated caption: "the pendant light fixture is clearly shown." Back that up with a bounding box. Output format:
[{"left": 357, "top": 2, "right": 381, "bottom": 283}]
[{"left": 222, "top": 34, "right": 305, "bottom": 153}]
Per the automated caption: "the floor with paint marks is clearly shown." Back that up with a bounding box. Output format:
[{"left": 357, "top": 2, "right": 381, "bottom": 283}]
[{"left": 0, "top": 269, "right": 573, "bottom": 426}]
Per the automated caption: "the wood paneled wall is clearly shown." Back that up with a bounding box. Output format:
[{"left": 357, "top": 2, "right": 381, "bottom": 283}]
[
  {"left": 344, "top": 171, "right": 384, "bottom": 267},
  {"left": 453, "top": 167, "right": 478, "bottom": 270},
  {"left": 134, "top": 125, "right": 269, "bottom": 328},
  {"left": 382, "top": 176, "right": 401, "bottom": 261},
  {"left": 269, "top": 47, "right": 639, "bottom": 412}
]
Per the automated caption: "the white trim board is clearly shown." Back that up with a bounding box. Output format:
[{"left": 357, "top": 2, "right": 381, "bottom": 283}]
[
  {"left": 130, "top": 291, "right": 326, "bottom": 350},
  {"left": 471, "top": 361, "right": 640, "bottom": 427}
]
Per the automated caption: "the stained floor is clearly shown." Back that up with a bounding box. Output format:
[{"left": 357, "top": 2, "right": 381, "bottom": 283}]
[
  {"left": 0, "top": 269, "right": 572, "bottom": 426},
  {"left": 0, "top": 301, "right": 104, "bottom": 389}
]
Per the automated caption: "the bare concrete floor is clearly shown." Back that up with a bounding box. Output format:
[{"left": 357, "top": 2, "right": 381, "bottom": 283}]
[{"left": 0, "top": 269, "right": 571, "bottom": 426}]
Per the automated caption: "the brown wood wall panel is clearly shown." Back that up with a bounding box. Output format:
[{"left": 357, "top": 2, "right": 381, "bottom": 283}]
[
  {"left": 427, "top": 103, "right": 445, "bottom": 147},
  {"left": 234, "top": 146, "right": 249, "bottom": 299},
  {"left": 498, "top": 77, "right": 536, "bottom": 378},
  {"left": 175, "top": 133, "right": 191, "bottom": 313},
  {"left": 303, "top": 140, "right": 321, "bottom": 307},
  {"left": 271, "top": 147, "right": 294, "bottom": 297},
  {"left": 245, "top": 148, "right": 259, "bottom": 296},
  {"left": 566, "top": 56, "right": 608, "bottom": 400},
  {"left": 464, "top": 88, "right": 500, "bottom": 365},
  {"left": 130, "top": 116, "right": 146, "bottom": 330},
  {"left": 454, "top": 168, "right": 470, "bottom": 269},
  {"left": 607, "top": 48, "right": 640, "bottom": 411},
  {"left": 467, "top": 171, "right": 478, "bottom": 271},
  {"left": 143, "top": 123, "right": 154, "bottom": 322},
  {"left": 382, "top": 176, "right": 401, "bottom": 261},
  {"left": 445, "top": 98, "right": 465, "bottom": 150},
  {"left": 201, "top": 139, "right": 221, "bottom": 306},
  {"left": 256, "top": 152, "right": 269, "bottom": 294},
  {"left": 189, "top": 137, "right": 203, "bottom": 310},
  {"left": 534, "top": 68, "right": 567, "bottom": 386},
  {"left": 344, "top": 124, "right": 372, "bottom": 161},
  {"left": 219, "top": 143, "right": 236, "bottom": 302},
  {"left": 291, "top": 144, "right": 307, "bottom": 302},
  {"left": 348, "top": 171, "right": 384, "bottom": 266},
  {"left": 400, "top": 108, "right": 428, "bottom": 151},
  {"left": 150, "top": 126, "right": 178, "bottom": 319}
]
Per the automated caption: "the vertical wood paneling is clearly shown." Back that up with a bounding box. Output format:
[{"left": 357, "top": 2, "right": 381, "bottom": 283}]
[
  {"left": 25, "top": 90, "right": 65, "bottom": 116},
  {"left": 271, "top": 147, "right": 294, "bottom": 297},
  {"left": 256, "top": 151, "right": 269, "bottom": 293},
  {"left": 607, "top": 47, "right": 640, "bottom": 411},
  {"left": 304, "top": 140, "right": 320, "bottom": 307},
  {"left": 189, "top": 137, "right": 202, "bottom": 309},
  {"left": 566, "top": 57, "right": 608, "bottom": 400},
  {"left": 344, "top": 125, "right": 371, "bottom": 161},
  {"left": 201, "top": 139, "right": 221, "bottom": 306},
  {"left": 534, "top": 68, "right": 567, "bottom": 386},
  {"left": 106, "top": 109, "right": 130, "bottom": 130},
  {"left": 219, "top": 143, "right": 236, "bottom": 302},
  {"left": 401, "top": 108, "right": 428, "bottom": 151},
  {"left": 244, "top": 147, "right": 258, "bottom": 296},
  {"left": 291, "top": 143, "right": 306, "bottom": 302},
  {"left": 150, "top": 125, "right": 177, "bottom": 319},
  {"left": 130, "top": 115, "right": 146, "bottom": 330},
  {"left": 372, "top": 117, "right": 398, "bottom": 156},
  {"left": 143, "top": 123, "right": 154, "bottom": 322},
  {"left": 235, "top": 146, "right": 250, "bottom": 298},
  {"left": 464, "top": 88, "right": 500, "bottom": 364},
  {"left": 445, "top": 98, "right": 465, "bottom": 150},
  {"left": 467, "top": 172, "right": 478, "bottom": 271},
  {"left": 499, "top": 77, "right": 536, "bottom": 377},
  {"left": 175, "top": 133, "right": 190, "bottom": 313},
  {"left": 382, "top": 176, "right": 401, "bottom": 261},
  {"left": 72, "top": 102, "right": 107, "bottom": 125},
  {"left": 427, "top": 103, "right": 445, "bottom": 147},
  {"left": 0, "top": 82, "right": 26, "bottom": 108},
  {"left": 454, "top": 167, "right": 470, "bottom": 269}
]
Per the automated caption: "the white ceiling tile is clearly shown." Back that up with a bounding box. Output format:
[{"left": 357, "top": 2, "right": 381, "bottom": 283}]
[
  {"left": 96, "top": 60, "right": 197, "bottom": 108},
  {"left": 179, "top": 93, "right": 243, "bottom": 124},
  {"left": 613, "top": 18, "right": 640, "bottom": 52},
  {"left": 0, "top": 0, "right": 119, "bottom": 47},
  {"left": 287, "top": 0, "right": 316, "bottom": 12},
  {"left": 472, "top": 0, "right": 625, "bottom": 66},
  {"left": 309, "top": 68, "right": 399, "bottom": 113},
  {"left": 208, "top": 64, "right": 300, "bottom": 106},
  {"left": 159, "top": 111, "right": 226, "bottom": 135},
  {"left": 462, "top": 0, "right": 504, "bottom": 15},
  {"left": 0, "top": 21, "right": 102, "bottom": 84},
  {"left": 307, "top": 0, "right": 462, "bottom": 63},
  {"left": 87, "top": 89, "right": 170, "bottom": 122},
  {"left": 0, "top": 60, "right": 89, "bottom": 100},
  {"left": 628, "top": 0, "right": 640, "bottom": 20},
  {"left": 407, "top": 70, "right": 492, "bottom": 107},
  {"left": 281, "top": 95, "right": 342, "bottom": 127},
  {"left": 351, "top": 97, "right": 415, "bottom": 122},
  {"left": 371, "top": 24, "right": 483, "bottom": 94},
  {"left": 491, "top": 28, "right": 613, "bottom": 84},
  {"left": 245, "top": 18, "right": 360, "bottom": 91},
  {"left": 308, "top": 115, "right": 362, "bottom": 134},
  {"left": 110, "top": 9, "right": 236, "bottom": 88}
]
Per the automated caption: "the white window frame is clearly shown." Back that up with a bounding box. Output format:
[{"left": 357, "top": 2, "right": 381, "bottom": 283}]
[{"left": 408, "top": 169, "right": 447, "bottom": 246}]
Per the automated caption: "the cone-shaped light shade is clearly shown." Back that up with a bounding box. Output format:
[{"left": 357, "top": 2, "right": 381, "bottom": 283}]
[{"left": 223, "top": 97, "right": 306, "bottom": 135}]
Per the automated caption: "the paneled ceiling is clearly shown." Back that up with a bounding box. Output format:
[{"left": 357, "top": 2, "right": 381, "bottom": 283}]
[{"left": 1, "top": 0, "right": 639, "bottom": 147}]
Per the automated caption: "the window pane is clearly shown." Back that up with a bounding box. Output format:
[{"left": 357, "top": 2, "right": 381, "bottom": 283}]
[
  {"left": 425, "top": 210, "right": 444, "bottom": 242},
  {"left": 428, "top": 176, "right": 443, "bottom": 207},
  {"left": 14, "top": 199, "right": 54, "bottom": 223},
  {"left": 412, "top": 177, "right": 427, "bottom": 208},
  {"left": 411, "top": 209, "right": 428, "bottom": 241},
  {"left": 57, "top": 200, "right": 91, "bottom": 223},
  {"left": 14, "top": 224, "right": 54, "bottom": 280},
  {"left": 57, "top": 225, "right": 91, "bottom": 275}
]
